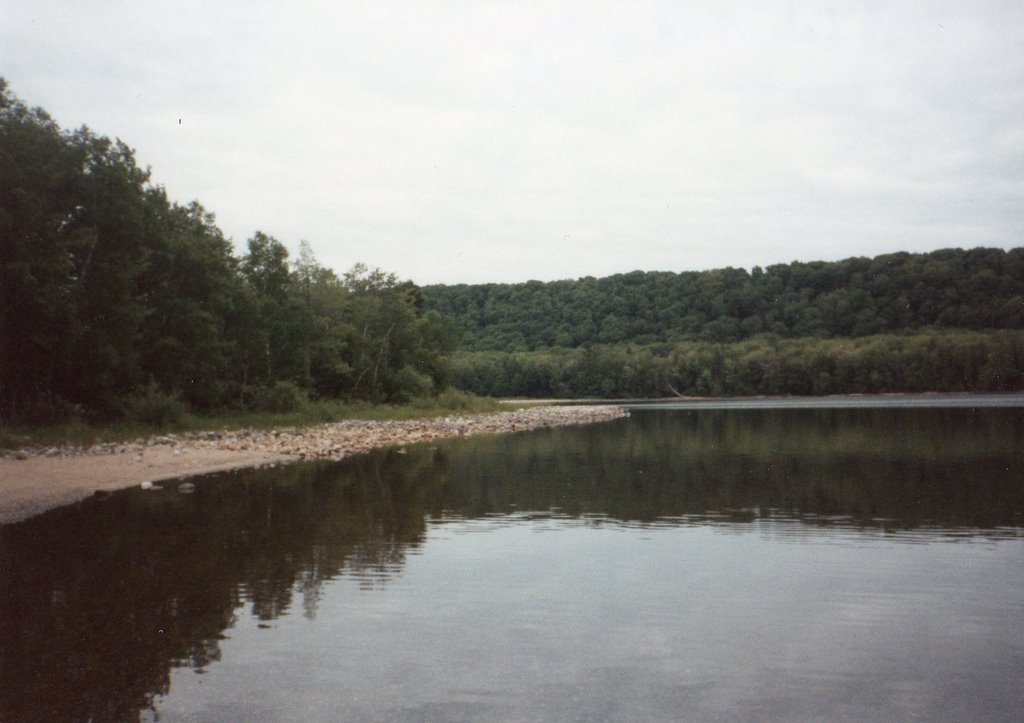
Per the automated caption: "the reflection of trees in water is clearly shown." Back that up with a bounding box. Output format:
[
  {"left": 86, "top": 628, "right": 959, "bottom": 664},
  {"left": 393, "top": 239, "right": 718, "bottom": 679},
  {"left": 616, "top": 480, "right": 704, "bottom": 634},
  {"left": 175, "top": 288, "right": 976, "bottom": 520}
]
[
  {"left": 439, "top": 408, "right": 1024, "bottom": 530},
  {"left": 0, "top": 451, "right": 442, "bottom": 722},
  {"left": 1, "top": 408, "right": 1021, "bottom": 721}
]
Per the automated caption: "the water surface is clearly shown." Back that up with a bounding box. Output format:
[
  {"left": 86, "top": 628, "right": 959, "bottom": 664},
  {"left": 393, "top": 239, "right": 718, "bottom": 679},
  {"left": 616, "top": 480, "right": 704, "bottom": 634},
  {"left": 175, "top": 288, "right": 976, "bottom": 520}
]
[{"left": 2, "top": 404, "right": 1023, "bottom": 721}]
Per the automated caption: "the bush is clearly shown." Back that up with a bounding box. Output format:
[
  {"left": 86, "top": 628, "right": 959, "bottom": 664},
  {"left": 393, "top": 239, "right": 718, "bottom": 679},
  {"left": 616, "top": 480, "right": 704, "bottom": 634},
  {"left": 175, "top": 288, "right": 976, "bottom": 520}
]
[
  {"left": 251, "top": 381, "right": 308, "bottom": 413},
  {"left": 409, "top": 387, "right": 472, "bottom": 411},
  {"left": 433, "top": 387, "right": 476, "bottom": 410},
  {"left": 404, "top": 388, "right": 507, "bottom": 414},
  {"left": 389, "top": 366, "right": 434, "bottom": 402},
  {"left": 126, "top": 387, "right": 188, "bottom": 427},
  {"left": 13, "top": 395, "right": 84, "bottom": 425}
]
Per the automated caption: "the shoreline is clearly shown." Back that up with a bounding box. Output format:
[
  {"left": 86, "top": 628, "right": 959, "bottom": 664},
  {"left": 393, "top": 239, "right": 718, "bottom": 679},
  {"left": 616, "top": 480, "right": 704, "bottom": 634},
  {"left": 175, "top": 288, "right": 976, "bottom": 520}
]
[{"left": 0, "top": 405, "right": 628, "bottom": 526}]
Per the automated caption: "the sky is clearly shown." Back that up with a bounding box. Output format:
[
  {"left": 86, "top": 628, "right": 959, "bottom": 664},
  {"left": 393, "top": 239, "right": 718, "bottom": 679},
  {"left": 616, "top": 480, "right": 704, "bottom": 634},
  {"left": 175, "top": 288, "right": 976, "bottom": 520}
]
[{"left": 2, "top": 0, "right": 1022, "bottom": 285}]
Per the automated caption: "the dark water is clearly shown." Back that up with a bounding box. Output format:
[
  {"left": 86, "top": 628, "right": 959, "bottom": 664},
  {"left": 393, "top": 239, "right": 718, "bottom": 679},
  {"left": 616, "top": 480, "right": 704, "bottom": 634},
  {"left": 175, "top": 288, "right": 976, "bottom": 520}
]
[{"left": 2, "top": 406, "right": 1023, "bottom": 722}]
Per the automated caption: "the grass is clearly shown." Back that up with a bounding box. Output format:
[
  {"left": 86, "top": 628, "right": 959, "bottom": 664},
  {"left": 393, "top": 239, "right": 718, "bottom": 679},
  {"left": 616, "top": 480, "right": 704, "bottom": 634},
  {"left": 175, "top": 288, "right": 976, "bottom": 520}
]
[{"left": 0, "top": 390, "right": 521, "bottom": 451}]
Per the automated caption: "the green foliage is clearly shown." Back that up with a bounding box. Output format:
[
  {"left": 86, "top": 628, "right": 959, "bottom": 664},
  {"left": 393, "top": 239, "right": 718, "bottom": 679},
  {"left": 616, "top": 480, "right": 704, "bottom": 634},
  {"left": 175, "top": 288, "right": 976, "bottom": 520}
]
[
  {"left": 451, "top": 330, "right": 1024, "bottom": 399},
  {"left": 390, "top": 366, "right": 434, "bottom": 401},
  {"left": 0, "top": 80, "right": 455, "bottom": 422},
  {"left": 136, "top": 197, "right": 246, "bottom": 409},
  {"left": 14, "top": 396, "right": 84, "bottom": 426},
  {"left": 0, "top": 80, "right": 151, "bottom": 420},
  {"left": 337, "top": 265, "right": 455, "bottom": 402},
  {"left": 427, "top": 246, "right": 1024, "bottom": 400},
  {"left": 249, "top": 381, "right": 308, "bottom": 413},
  {"left": 415, "top": 387, "right": 494, "bottom": 411},
  {"left": 125, "top": 386, "right": 188, "bottom": 427},
  {"left": 3, "top": 79, "right": 1019, "bottom": 418},
  {"left": 423, "top": 249, "right": 1024, "bottom": 352}
]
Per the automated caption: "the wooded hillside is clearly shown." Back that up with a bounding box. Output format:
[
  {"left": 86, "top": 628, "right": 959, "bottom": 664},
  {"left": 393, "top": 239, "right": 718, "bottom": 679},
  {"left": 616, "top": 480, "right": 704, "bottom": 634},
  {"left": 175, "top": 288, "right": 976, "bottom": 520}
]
[{"left": 423, "top": 248, "right": 1023, "bottom": 351}]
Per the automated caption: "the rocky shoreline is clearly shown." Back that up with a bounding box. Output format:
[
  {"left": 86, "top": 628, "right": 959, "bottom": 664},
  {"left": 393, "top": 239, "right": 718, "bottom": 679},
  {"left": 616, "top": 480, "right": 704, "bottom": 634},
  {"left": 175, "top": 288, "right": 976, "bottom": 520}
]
[
  {"left": 3, "top": 405, "right": 629, "bottom": 461},
  {"left": 0, "top": 405, "right": 628, "bottom": 525}
]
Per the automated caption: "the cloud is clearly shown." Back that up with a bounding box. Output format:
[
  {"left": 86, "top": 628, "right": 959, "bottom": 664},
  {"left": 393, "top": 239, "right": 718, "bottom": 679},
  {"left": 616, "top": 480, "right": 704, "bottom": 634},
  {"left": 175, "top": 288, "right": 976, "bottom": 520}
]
[{"left": 2, "top": 0, "right": 1022, "bottom": 283}]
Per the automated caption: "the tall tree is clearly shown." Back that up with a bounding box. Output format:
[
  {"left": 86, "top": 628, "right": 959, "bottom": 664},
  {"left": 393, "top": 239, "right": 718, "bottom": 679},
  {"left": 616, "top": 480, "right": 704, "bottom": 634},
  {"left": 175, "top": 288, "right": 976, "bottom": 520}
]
[
  {"left": 0, "top": 79, "right": 81, "bottom": 419},
  {"left": 136, "top": 195, "right": 245, "bottom": 408},
  {"left": 1, "top": 81, "right": 151, "bottom": 418}
]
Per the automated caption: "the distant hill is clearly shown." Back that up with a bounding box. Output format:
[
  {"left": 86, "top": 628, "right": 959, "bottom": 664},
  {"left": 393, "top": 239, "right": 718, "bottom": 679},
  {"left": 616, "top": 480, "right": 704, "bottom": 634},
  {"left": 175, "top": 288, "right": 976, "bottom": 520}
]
[{"left": 422, "top": 247, "right": 1024, "bottom": 352}]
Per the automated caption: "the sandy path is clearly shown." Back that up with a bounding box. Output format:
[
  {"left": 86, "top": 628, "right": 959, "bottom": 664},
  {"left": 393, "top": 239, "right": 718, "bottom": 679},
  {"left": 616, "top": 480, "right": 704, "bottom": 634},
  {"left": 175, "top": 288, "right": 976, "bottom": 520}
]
[{"left": 0, "top": 406, "right": 627, "bottom": 525}]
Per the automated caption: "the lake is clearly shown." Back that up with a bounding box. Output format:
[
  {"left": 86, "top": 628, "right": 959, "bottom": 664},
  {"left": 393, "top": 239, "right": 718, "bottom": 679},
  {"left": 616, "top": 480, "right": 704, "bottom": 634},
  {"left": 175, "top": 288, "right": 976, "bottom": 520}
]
[{"left": 2, "top": 400, "right": 1023, "bottom": 721}]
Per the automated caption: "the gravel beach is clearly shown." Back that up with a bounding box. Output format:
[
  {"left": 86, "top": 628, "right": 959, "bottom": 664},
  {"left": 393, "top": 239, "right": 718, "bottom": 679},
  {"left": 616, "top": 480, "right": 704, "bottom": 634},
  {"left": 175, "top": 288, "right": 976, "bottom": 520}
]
[{"left": 0, "top": 405, "right": 628, "bottom": 525}]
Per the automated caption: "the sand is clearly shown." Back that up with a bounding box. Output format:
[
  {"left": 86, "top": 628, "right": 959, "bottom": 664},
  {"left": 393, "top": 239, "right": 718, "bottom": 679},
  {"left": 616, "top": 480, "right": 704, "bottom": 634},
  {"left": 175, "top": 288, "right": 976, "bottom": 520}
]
[{"left": 0, "top": 405, "right": 627, "bottom": 525}]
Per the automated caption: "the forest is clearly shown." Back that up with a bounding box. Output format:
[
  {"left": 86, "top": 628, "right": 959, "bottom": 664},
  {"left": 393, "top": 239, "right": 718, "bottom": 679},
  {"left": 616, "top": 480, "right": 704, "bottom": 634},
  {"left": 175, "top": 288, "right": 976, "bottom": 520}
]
[
  {"left": 0, "top": 81, "right": 454, "bottom": 424},
  {"left": 422, "top": 248, "right": 1024, "bottom": 350},
  {"left": 423, "top": 250, "right": 1024, "bottom": 398},
  {"left": 3, "top": 78, "right": 1022, "bottom": 423},
  {"left": 449, "top": 331, "right": 1024, "bottom": 399}
]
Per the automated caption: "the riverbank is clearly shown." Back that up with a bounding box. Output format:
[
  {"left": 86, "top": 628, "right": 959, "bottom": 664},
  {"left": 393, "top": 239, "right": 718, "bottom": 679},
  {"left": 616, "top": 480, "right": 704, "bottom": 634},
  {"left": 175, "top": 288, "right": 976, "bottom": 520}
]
[{"left": 0, "top": 405, "right": 628, "bottom": 525}]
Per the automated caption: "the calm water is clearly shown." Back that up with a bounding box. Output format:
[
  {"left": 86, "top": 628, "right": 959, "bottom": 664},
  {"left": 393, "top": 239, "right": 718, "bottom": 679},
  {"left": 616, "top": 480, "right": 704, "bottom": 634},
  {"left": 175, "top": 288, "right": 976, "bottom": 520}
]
[{"left": 2, "top": 405, "right": 1023, "bottom": 722}]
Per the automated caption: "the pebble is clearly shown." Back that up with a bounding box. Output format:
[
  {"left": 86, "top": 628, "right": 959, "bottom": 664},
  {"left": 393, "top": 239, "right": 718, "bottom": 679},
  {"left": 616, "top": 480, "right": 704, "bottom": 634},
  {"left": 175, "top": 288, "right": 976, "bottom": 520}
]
[{"left": 3, "top": 406, "right": 629, "bottom": 463}]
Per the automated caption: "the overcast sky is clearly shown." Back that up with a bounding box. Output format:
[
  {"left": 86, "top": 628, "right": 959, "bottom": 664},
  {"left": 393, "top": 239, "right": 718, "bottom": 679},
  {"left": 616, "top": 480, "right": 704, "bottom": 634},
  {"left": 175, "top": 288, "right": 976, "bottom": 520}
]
[{"left": 3, "top": 1, "right": 1022, "bottom": 284}]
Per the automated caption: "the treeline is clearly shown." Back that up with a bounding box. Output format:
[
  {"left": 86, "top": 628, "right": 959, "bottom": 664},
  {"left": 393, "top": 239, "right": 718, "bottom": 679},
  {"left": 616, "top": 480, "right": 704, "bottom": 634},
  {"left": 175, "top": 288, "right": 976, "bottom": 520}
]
[
  {"left": 423, "top": 248, "right": 1024, "bottom": 351},
  {"left": 0, "top": 80, "right": 453, "bottom": 423},
  {"left": 5, "top": 80, "right": 1021, "bottom": 418},
  {"left": 451, "top": 331, "right": 1024, "bottom": 398}
]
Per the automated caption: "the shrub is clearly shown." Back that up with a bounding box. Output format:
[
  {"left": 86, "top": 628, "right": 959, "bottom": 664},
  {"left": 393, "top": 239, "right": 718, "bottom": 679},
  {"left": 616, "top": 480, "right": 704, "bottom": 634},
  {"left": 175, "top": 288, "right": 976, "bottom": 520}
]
[
  {"left": 13, "top": 394, "right": 84, "bottom": 425},
  {"left": 389, "top": 366, "right": 434, "bottom": 401},
  {"left": 126, "top": 387, "right": 188, "bottom": 427},
  {"left": 251, "top": 381, "right": 308, "bottom": 413},
  {"left": 433, "top": 387, "right": 475, "bottom": 410}
]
